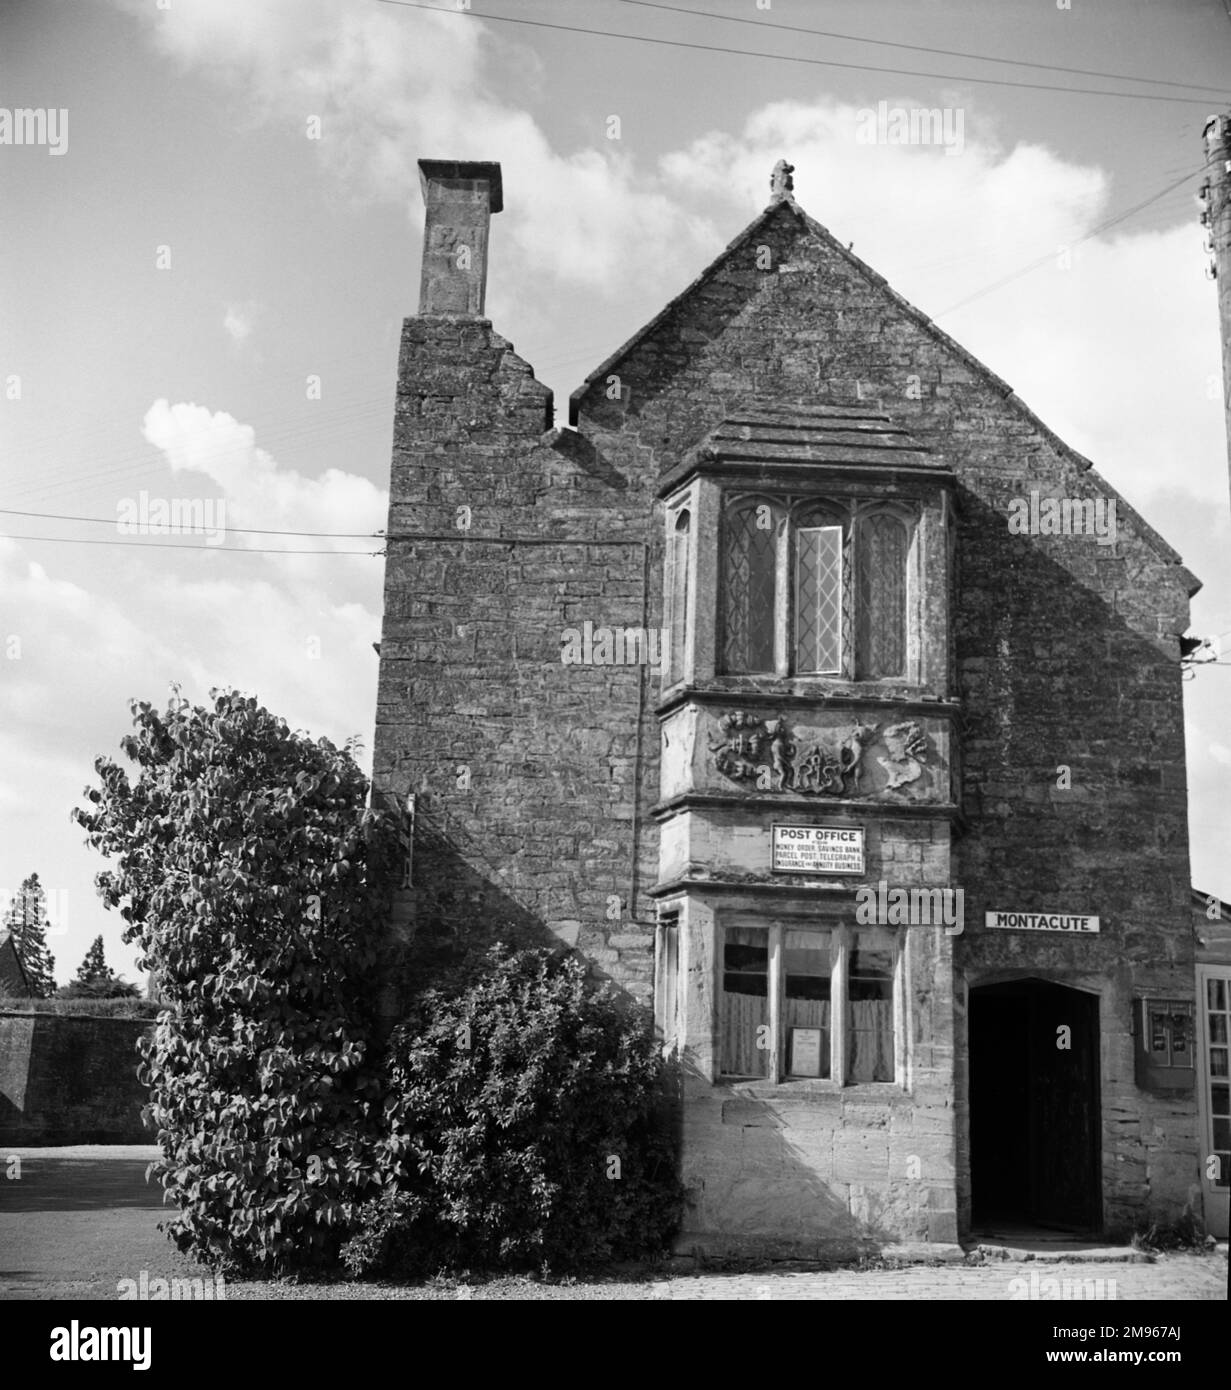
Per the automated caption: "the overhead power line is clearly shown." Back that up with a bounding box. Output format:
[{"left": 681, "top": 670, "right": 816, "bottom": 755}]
[
  {"left": 0, "top": 533, "right": 382, "bottom": 556},
  {"left": 612, "top": 0, "right": 1231, "bottom": 96},
  {"left": 374, "top": 0, "right": 1231, "bottom": 105},
  {"left": 939, "top": 166, "right": 1201, "bottom": 314},
  {"left": 0, "top": 506, "right": 381, "bottom": 539}
]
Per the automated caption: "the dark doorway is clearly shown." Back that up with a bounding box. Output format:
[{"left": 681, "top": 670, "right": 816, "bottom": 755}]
[{"left": 970, "top": 980, "right": 1101, "bottom": 1233}]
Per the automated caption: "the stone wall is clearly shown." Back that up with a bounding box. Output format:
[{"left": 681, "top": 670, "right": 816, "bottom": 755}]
[
  {"left": 0, "top": 1012, "right": 153, "bottom": 1145},
  {"left": 373, "top": 317, "right": 664, "bottom": 1006}
]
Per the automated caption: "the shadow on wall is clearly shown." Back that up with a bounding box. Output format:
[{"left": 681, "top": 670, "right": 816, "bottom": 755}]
[
  {"left": 673, "top": 1058, "right": 929, "bottom": 1260},
  {"left": 391, "top": 799, "right": 570, "bottom": 1001},
  {"left": 952, "top": 485, "right": 1198, "bottom": 1237},
  {"left": 0, "top": 1013, "right": 154, "bottom": 1147}
]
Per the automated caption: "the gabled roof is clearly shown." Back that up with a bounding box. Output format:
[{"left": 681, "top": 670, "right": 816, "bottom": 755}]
[
  {"left": 0, "top": 929, "right": 34, "bottom": 995},
  {"left": 570, "top": 195, "right": 1199, "bottom": 596}
]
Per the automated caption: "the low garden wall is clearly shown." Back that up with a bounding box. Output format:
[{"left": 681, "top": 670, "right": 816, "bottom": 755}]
[{"left": 0, "top": 1010, "right": 156, "bottom": 1145}]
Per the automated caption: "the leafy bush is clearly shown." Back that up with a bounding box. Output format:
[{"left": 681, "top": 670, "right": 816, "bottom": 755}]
[
  {"left": 72, "top": 689, "right": 402, "bottom": 1275},
  {"left": 1, "top": 995, "right": 162, "bottom": 1019},
  {"left": 341, "top": 946, "right": 682, "bottom": 1277},
  {"left": 58, "top": 978, "right": 142, "bottom": 1001}
]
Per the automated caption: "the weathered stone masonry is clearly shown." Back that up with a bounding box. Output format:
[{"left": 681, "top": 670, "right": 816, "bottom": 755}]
[{"left": 373, "top": 159, "right": 1205, "bottom": 1254}]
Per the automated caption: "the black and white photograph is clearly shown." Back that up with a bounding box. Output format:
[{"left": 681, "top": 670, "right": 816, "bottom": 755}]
[{"left": 2, "top": 0, "right": 1230, "bottom": 1346}]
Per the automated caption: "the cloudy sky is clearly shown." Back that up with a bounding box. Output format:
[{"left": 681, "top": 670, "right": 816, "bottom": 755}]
[{"left": 2, "top": 0, "right": 1230, "bottom": 985}]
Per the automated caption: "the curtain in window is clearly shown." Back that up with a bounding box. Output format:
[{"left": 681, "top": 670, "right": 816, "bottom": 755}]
[
  {"left": 847, "top": 1001, "right": 895, "bottom": 1082},
  {"left": 856, "top": 513, "right": 908, "bottom": 679},
  {"left": 722, "top": 927, "right": 769, "bottom": 1076},
  {"left": 722, "top": 503, "right": 777, "bottom": 673},
  {"left": 847, "top": 943, "right": 895, "bottom": 1082}
]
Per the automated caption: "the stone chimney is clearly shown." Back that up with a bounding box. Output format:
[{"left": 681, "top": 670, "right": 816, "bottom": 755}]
[{"left": 417, "top": 158, "right": 503, "bottom": 317}]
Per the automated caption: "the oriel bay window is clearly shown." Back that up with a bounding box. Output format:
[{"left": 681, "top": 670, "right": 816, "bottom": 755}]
[
  {"left": 720, "top": 921, "right": 899, "bottom": 1084},
  {"left": 720, "top": 495, "right": 914, "bottom": 680}
]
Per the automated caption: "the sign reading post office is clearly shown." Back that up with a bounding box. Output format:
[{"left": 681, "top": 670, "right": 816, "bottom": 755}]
[{"left": 771, "top": 824, "right": 865, "bottom": 875}]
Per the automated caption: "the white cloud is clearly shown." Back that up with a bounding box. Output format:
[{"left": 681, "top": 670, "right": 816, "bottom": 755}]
[
  {"left": 223, "top": 301, "right": 259, "bottom": 344},
  {"left": 114, "top": 0, "right": 720, "bottom": 300},
  {"left": 139, "top": 398, "right": 386, "bottom": 587},
  {"left": 109, "top": 3, "right": 1225, "bottom": 513},
  {"left": 0, "top": 400, "right": 387, "bottom": 984}
]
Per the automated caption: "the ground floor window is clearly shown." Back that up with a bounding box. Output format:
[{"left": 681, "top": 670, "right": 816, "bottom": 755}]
[{"left": 721, "top": 921, "right": 897, "bottom": 1083}]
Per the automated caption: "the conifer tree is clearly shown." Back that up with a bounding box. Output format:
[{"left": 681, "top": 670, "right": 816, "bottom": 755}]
[
  {"left": 2, "top": 873, "right": 57, "bottom": 997},
  {"left": 75, "top": 935, "right": 115, "bottom": 984}
]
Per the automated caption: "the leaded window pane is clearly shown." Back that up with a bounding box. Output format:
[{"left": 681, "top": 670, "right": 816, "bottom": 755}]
[
  {"left": 795, "top": 526, "right": 842, "bottom": 674},
  {"left": 856, "top": 513, "right": 908, "bottom": 679},
  {"left": 722, "top": 503, "right": 777, "bottom": 673}
]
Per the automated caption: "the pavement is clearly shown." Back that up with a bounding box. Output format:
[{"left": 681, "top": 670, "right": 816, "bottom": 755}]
[{"left": 1, "top": 1146, "right": 1225, "bottom": 1301}]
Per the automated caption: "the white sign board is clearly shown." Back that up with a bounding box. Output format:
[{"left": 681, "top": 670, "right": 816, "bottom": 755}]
[
  {"left": 985, "top": 910, "right": 1100, "bottom": 934},
  {"left": 772, "top": 824, "right": 865, "bottom": 875},
  {"left": 789, "top": 1027, "right": 824, "bottom": 1078}
]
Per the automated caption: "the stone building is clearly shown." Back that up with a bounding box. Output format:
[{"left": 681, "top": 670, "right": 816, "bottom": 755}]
[
  {"left": 0, "top": 930, "right": 34, "bottom": 998},
  {"left": 372, "top": 157, "right": 1207, "bottom": 1255},
  {"left": 1193, "top": 888, "right": 1231, "bottom": 1239}
]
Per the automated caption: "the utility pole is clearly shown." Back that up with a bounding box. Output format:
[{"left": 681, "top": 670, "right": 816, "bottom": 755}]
[{"left": 1201, "top": 113, "right": 1231, "bottom": 512}]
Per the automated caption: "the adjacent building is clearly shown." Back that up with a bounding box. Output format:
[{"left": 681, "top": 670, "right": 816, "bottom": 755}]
[{"left": 372, "top": 158, "right": 1208, "bottom": 1255}]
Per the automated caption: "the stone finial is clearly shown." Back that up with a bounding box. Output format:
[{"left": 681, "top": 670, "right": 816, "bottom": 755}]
[{"left": 770, "top": 159, "right": 795, "bottom": 202}]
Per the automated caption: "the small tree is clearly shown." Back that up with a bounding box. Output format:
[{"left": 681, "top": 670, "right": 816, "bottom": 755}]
[
  {"left": 58, "top": 937, "right": 140, "bottom": 1001},
  {"left": 3, "top": 873, "right": 57, "bottom": 997},
  {"left": 72, "top": 688, "right": 402, "bottom": 1273},
  {"left": 75, "top": 935, "right": 115, "bottom": 984}
]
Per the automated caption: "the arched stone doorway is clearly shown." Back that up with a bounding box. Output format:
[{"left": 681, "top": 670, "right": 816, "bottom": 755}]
[{"left": 969, "top": 978, "right": 1101, "bottom": 1233}]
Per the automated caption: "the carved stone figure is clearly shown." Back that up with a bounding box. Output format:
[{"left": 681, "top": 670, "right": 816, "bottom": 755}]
[
  {"left": 770, "top": 159, "right": 795, "bottom": 199},
  {"left": 710, "top": 711, "right": 879, "bottom": 798},
  {"left": 764, "top": 718, "right": 794, "bottom": 791},
  {"left": 878, "top": 721, "right": 928, "bottom": 790}
]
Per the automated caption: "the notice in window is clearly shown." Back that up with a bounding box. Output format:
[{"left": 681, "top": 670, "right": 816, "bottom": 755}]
[
  {"left": 789, "top": 1027, "right": 824, "bottom": 1077},
  {"left": 772, "top": 824, "right": 865, "bottom": 874}
]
